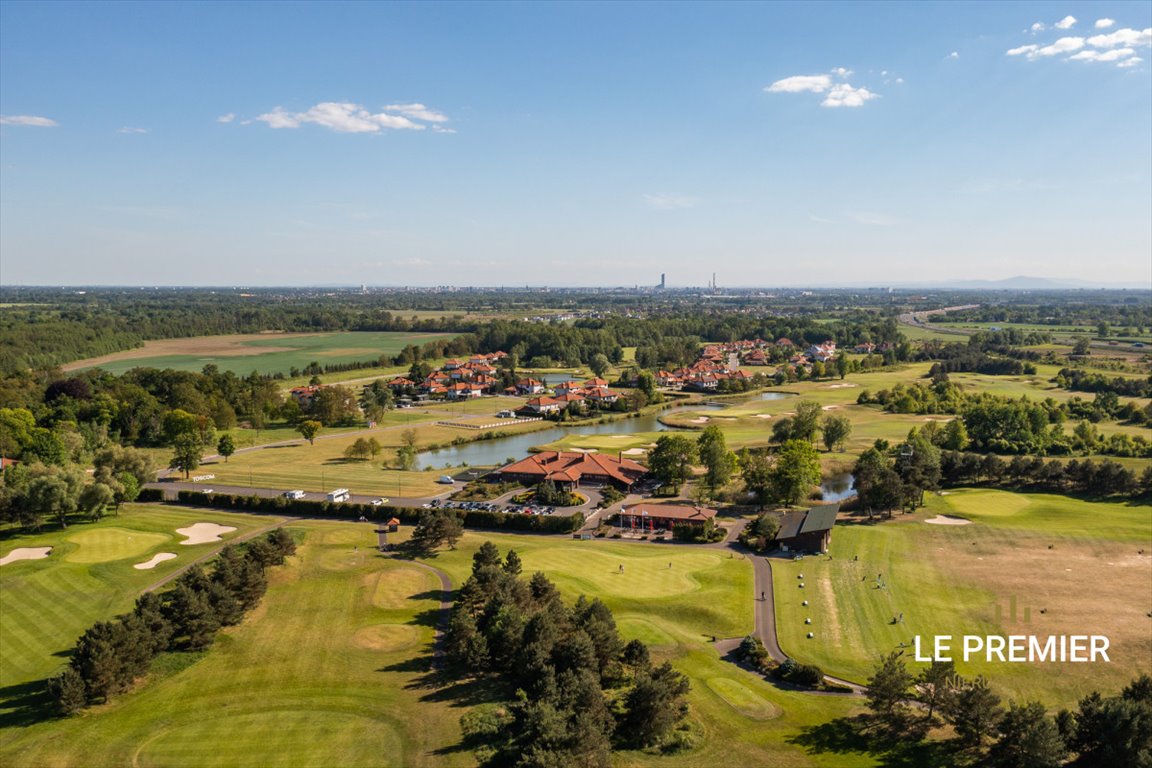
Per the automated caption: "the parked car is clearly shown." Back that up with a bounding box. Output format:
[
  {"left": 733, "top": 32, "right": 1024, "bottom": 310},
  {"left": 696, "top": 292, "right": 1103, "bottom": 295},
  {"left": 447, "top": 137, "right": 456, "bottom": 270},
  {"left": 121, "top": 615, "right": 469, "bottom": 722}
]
[
  {"left": 370, "top": 498, "right": 389, "bottom": 506},
  {"left": 437, "top": 475, "right": 455, "bottom": 484}
]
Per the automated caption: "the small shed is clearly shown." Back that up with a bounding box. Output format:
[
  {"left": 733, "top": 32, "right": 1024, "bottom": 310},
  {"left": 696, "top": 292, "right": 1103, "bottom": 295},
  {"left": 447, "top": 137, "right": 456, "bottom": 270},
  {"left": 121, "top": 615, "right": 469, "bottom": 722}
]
[
  {"left": 387, "top": 517, "right": 400, "bottom": 533},
  {"left": 775, "top": 504, "right": 838, "bottom": 554}
]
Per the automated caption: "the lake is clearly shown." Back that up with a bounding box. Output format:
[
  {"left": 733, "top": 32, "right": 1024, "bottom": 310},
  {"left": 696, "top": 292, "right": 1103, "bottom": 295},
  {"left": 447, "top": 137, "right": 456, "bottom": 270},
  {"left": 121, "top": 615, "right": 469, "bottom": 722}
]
[{"left": 415, "top": 404, "right": 721, "bottom": 469}]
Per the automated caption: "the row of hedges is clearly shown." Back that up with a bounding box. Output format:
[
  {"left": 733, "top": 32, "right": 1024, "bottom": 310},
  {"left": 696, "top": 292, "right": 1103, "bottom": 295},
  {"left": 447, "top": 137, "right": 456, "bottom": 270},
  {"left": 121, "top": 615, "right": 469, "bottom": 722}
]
[
  {"left": 171, "top": 491, "right": 583, "bottom": 534},
  {"left": 137, "top": 488, "right": 165, "bottom": 503}
]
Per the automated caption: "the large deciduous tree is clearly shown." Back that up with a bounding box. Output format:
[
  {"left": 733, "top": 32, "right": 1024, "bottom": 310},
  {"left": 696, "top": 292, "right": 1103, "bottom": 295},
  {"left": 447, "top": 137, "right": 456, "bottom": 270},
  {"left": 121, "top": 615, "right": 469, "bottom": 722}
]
[
  {"left": 296, "top": 420, "right": 322, "bottom": 445},
  {"left": 696, "top": 425, "right": 735, "bottom": 494},
  {"left": 821, "top": 413, "right": 852, "bottom": 452},
  {"left": 768, "top": 439, "right": 821, "bottom": 506},
  {"left": 646, "top": 434, "right": 697, "bottom": 489},
  {"left": 169, "top": 433, "right": 202, "bottom": 479}
]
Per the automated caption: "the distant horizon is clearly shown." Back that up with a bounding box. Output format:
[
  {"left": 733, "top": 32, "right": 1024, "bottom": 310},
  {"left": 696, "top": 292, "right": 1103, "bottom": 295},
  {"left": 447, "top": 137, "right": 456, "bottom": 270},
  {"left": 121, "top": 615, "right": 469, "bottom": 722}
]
[
  {"left": 2, "top": 2, "right": 1150, "bottom": 286},
  {"left": 3, "top": 275, "right": 1150, "bottom": 292}
]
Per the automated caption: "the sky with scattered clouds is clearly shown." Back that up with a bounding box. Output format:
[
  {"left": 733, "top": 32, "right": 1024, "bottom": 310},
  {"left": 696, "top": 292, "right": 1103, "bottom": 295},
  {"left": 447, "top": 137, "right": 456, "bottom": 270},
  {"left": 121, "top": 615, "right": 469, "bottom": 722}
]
[{"left": 1, "top": 1, "right": 1149, "bottom": 287}]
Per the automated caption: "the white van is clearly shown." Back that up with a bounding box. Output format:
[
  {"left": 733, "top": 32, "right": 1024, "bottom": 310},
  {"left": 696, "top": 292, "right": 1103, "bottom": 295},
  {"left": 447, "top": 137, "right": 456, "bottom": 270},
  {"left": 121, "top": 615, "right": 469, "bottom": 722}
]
[
  {"left": 283, "top": 490, "right": 306, "bottom": 500},
  {"left": 437, "top": 476, "right": 455, "bottom": 485},
  {"left": 326, "top": 488, "right": 351, "bottom": 503}
]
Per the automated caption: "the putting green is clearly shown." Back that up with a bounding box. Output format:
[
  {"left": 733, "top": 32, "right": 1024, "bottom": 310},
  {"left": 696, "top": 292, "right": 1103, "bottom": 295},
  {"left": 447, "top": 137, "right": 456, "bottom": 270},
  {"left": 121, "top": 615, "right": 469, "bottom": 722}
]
[
  {"left": 64, "top": 529, "right": 170, "bottom": 564},
  {"left": 940, "top": 489, "right": 1031, "bottom": 520},
  {"left": 706, "top": 677, "right": 781, "bottom": 720},
  {"left": 368, "top": 568, "right": 439, "bottom": 610},
  {"left": 352, "top": 624, "right": 422, "bottom": 652},
  {"left": 135, "top": 709, "right": 403, "bottom": 768}
]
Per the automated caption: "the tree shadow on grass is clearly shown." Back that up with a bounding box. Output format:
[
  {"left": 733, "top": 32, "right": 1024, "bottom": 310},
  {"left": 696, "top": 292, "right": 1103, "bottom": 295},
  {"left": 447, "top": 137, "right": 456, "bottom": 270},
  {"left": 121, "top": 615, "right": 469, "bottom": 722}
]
[
  {"left": 410, "top": 588, "right": 457, "bottom": 605},
  {"left": 787, "top": 715, "right": 971, "bottom": 768},
  {"left": 0, "top": 679, "right": 56, "bottom": 729}
]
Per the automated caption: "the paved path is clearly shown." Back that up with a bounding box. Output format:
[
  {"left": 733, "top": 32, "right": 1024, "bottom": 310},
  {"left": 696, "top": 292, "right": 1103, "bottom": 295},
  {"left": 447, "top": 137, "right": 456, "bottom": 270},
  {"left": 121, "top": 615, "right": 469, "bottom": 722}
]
[{"left": 402, "top": 558, "right": 454, "bottom": 664}]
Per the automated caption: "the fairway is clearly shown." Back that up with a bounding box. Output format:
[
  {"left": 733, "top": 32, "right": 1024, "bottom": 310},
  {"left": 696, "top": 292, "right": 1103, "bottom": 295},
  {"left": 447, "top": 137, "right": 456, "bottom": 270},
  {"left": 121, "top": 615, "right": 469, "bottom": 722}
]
[
  {"left": 0, "top": 515, "right": 872, "bottom": 768},
  {"left": 773, "top": 490, "right": 1152, "bottom": 707},
  {"left": 0, "top": 506, "right": 276, "bottom": 703},
  {"left": 63, "top": 331, "right": 456, "bottom": 376}
]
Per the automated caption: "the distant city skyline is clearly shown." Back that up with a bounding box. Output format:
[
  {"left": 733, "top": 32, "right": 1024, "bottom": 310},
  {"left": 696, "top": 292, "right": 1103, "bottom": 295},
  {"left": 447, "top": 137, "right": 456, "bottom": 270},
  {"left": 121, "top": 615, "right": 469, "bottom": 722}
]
[{"left": 1, "top": 1, "right": 1149, "bottom": 287}]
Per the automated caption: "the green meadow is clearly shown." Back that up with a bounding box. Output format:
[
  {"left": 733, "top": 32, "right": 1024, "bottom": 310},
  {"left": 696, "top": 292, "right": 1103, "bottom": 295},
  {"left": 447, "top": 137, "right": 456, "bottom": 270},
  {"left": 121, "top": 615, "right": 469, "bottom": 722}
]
[
  {"left": 772, "top": 489, "right": 1152, "bottom": 707},
  {"left": 71, "top": 331, "right": 456, "bottom": 376}
]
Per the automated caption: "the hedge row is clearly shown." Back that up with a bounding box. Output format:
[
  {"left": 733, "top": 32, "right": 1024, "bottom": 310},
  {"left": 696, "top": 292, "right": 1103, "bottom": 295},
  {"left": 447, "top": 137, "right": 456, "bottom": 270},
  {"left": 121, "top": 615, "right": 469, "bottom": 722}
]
[
  {"left": 171, "top": 491, "right": 583, "bottom": 534},
  {"left": 137, "top": 487, "right": 165, "bottom": 503}
]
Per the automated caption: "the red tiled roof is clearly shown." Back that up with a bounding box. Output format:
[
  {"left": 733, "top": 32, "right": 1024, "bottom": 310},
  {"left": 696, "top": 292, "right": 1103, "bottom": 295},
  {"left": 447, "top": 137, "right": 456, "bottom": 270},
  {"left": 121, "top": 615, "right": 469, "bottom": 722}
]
[{"left": 497, "top": 450, "right": 647, "bottom": 486}]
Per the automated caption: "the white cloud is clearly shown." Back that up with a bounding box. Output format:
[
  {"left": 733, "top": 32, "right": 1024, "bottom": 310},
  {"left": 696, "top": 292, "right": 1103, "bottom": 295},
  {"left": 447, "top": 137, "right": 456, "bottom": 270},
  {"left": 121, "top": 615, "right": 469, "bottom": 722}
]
[
  {"left": 1116, "top": 56, "right": 1143, "bottom": 68},
  {"left": 254, "top": 101, "right": 451, "bottom": 133},
  {"left": 1054, "top": 15, "right": 1077, "bottom": 30},
  {"left": 822, "top": 83, "right": 878, "bottom": 108},
  {"left": 1069, "top": 47, "right": 1136, "bottom": 62},
  {"left": 382, "top": 103, "right": 449, "bottom": 123},
  {"left": 432, "top": 125, "right": 457, "bottom": 134},
  {"left": 1031, "top": 22, "right": 1046, "bottom": 32},
  {"left": 948, "top": 51, "right": 960, "bottom": 59},
  {"left": 766, "top": 68, "right": 878, "bottom": 107},
  {"left": 1095, "top": 18, "right": 1115, "bottom": 29},
  {"left": 643, "top": 194, "right": 699, "bottom": 210},
  {"left": 765, "top": 74, "right": 832, "bottom": 94},
  {"left": 216, "top": 113, "right": 236, "bottom": 124},
  {"left": 0, "top": 114, "right": 58, "bottom": 127},
  {"left": 117, "top": 127, "right": 148, "bottom": 134},
  {"left": 1087, "top": 28, "right": 1152, "bottom": 48},
  {"left": 1008, "top": 37, "right": 1085, "bottom": 58},
  {"left": 808, "top": 214, "right": 834, "bottom": 224},
  {"left": 1036, "top": 36, "right": 1086, "bottom": 56}
]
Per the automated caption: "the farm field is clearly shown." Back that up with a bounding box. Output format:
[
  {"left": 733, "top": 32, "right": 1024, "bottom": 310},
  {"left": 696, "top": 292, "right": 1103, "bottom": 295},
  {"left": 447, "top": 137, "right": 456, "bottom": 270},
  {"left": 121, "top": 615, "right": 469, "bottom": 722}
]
[
  {"left": 772, "top": 489, "right": 1152, "bottom": 707},
  {"left": 935, "top": 321, "right": 1152, "bottom": 346},
  {"left": 0, "top": 506, "right": 277, "bottom": 717},
  {"left": 63, "top": 331, "right": 457, "bottom": 376},
  {"left": 0, "top": 516, "right": 871, "bottom": 768}
]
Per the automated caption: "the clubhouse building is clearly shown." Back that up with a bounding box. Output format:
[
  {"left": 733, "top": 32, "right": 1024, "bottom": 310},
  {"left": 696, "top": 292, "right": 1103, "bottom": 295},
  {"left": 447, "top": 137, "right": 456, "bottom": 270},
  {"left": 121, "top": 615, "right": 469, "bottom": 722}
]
[
  {"left": 615, "top": 503, "right": 717, "bottom": 532},
  {"left": 492, "top": 450, "right": 647, "bottom": 490}
]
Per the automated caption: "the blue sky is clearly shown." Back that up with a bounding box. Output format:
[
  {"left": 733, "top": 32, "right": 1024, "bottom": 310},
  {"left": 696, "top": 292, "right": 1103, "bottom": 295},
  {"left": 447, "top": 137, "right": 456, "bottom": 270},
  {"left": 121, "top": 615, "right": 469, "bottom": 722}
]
[{"left": 1, "top": 1, "right": 1149, "bottom": 287}]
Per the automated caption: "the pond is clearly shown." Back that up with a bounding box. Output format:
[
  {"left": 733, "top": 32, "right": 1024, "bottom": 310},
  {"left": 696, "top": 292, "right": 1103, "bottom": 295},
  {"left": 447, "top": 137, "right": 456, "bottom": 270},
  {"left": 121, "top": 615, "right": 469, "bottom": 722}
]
[
  {"left": 819, "top": 473, "right": 856, "bottom": 502},
  {"left": 415, "top": 404, "right": 721, "bottom": 470},
  {"left": 758, "top": 391, "right": 796, "bottom": 401}
]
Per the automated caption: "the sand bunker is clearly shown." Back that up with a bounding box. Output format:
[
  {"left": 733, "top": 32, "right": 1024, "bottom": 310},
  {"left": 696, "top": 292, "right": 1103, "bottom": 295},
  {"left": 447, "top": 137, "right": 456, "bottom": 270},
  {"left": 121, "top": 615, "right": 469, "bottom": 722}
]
[
  {"left": 825, "top": 383, "right": 858, "bottom": 389},
  {"left": 821, "top": 404, "right": 841, "bottom": 411},
  {"left": 134, "top": 552, "right": 178, "bottom": 570},
  {"left": 754, "top": 413, "right": 773, "bottom": 419},
  {"left": 176, "top": 522, "right": 237, "bottom": 545},
  {"left": 621, "top": 448, "right": 647, "bottom": 456},
  {"left": 924, "top": 515, "right": 973, "bottom": 526},
  {"left": 688, "top": 416, "right": 710, "bottom": 423},
  {"left": 0, "top": 547, "right": 52, "bottom": 566}
]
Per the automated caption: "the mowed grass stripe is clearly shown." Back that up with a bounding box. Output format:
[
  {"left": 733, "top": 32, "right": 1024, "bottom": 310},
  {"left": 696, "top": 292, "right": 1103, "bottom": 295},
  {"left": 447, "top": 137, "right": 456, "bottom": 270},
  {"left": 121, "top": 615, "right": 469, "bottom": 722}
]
[{"left": 0, "top": 506, "right": 271, "bottom": 691}]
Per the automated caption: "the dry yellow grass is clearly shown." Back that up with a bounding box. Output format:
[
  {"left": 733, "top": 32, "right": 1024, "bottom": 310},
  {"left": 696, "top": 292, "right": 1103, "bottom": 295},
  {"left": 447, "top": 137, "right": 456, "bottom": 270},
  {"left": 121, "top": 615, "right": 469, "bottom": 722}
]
[{"left": 62, "top": 332, "right": 324, "bottom": 370}]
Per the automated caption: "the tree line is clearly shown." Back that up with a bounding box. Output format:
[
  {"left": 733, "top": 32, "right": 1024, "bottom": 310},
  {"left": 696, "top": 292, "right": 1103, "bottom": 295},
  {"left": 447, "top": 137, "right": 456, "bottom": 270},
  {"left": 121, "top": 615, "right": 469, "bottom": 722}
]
[
  {"left": 861, "top": 651, "right": 1151, "bottom": 767},
  {"left": 47, "top": 529, "right": 296, "bottom": 715},
  {"left": 445, "top": 542, "right": 693, "bottom": 766}
]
